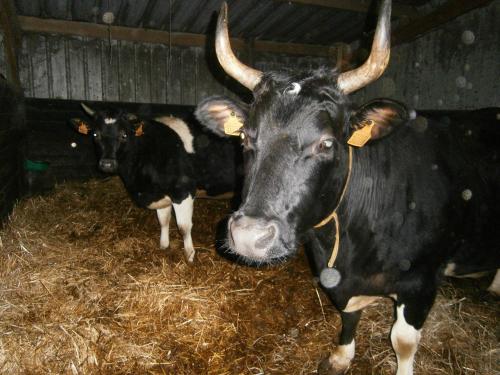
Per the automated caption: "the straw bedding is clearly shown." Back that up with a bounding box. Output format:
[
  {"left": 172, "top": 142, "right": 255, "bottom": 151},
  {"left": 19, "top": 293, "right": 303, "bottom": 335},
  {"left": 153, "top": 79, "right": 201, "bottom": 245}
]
[{"left": 0, "top": 177, "right": 498, "bottom": 374}]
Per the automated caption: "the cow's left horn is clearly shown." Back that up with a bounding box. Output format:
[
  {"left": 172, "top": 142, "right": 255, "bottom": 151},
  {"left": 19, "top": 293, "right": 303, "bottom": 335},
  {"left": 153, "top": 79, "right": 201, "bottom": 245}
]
[
  {"left": 81, "top": 103, "right": 96, "bottom": 117},
  {"left": 216, "top": 2, "right": 263, "bottom": 91},
  {"left": 337, "top": 0, "right": 392, "bottom": 94}
]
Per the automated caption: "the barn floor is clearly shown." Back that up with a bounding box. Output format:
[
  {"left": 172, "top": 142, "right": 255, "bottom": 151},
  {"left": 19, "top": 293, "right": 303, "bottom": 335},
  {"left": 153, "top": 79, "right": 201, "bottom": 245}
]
[{"left": 0, "top": 178, "right": 498, "bottom": 374}]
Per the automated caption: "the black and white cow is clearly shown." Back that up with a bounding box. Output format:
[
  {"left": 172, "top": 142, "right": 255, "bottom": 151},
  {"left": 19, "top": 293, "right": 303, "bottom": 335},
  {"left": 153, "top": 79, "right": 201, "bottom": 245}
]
[
  {"left": 70, "top": 104, "right": 241, "bottom": 262},
  {"left": 195, "top": 1, "right": 500, "bottom": 374}
]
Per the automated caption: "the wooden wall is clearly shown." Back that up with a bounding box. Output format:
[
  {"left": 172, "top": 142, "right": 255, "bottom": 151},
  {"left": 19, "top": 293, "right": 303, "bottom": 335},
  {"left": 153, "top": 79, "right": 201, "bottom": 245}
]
[{"left": 0, "top": 33, "right": 329, "bottom": 104}]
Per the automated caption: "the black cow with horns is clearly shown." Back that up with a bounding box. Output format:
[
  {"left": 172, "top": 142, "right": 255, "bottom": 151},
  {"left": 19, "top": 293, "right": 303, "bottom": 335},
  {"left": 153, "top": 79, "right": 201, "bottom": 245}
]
[
  {"left": 195, "top": 1, "right": 500, "bottom": 374},
  {"left": 70, "top": 104, "right": 241, "bottom": 263}
]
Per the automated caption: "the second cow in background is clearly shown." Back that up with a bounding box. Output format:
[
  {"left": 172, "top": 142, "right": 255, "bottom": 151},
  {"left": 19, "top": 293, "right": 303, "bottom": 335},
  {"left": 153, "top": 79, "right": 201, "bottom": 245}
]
[{"left": 70, "top": 103, "right": 242, "bottom": 262}]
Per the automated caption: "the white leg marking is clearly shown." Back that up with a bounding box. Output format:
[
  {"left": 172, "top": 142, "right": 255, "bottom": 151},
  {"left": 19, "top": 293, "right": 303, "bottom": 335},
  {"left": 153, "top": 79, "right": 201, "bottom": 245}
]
[
  {"left": 327, "top": 340, "right": 355, "bottom": 373},
  {"left": 156, "top": 206, "right": 172, "bottom": 249},
  {"left": 487, "top": 269, "right": 500, "bottom": 296},
  {"left": 173, "top": 195, "right": 195, "bottom": 262},
  {"left": 391, "top": 304, "right": 421, "bottom": 375}
]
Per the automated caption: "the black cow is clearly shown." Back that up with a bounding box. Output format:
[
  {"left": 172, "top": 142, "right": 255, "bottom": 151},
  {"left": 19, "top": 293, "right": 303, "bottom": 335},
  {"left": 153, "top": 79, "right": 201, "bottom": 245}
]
[
  {"left": 195, "top": 1, "right": 500, "bottom": 374},
  {"left": 70, "top": 104, "right": 241, "bottom": 262}
]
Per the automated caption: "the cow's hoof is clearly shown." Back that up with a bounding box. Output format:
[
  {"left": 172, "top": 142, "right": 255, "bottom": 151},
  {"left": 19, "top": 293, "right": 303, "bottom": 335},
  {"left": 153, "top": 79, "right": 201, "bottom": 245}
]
[
  {"left": 184, "top": 248, "right": 195, "bottom": 263},
  {"left": 317, "top": 357, "right": 347, "bottom": 375},
  {"left": 160, "top": 242, "right": 169, "bottom": 250}
]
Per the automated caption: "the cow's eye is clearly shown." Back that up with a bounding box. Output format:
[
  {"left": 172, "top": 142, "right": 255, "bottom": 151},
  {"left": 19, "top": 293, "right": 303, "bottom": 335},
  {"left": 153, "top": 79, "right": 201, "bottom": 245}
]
[
  {"left": 93, "top": 132, "right": 100, "bottom": 139},
  {"left": 121, "top": 132, "right": 128, "bottom": 141},
  {"left": 318, "top": 138, "right": 334, "bottom": 152}
]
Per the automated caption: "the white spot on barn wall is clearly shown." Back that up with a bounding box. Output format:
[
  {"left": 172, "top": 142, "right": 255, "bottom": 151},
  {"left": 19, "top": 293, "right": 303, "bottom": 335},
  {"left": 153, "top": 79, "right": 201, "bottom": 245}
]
[
  {"left": 453, "top": 94, "right": 460, "bottom": 102},
  {"left": 467, "top": 82, "right": 473, "bottom": 90},
  {"left": 414, "top": 62, "right": 420, "bottom": 68},
  {"left": 409, "top": 202, "right": 416, "bottom": 210},
  {"left": 461, "top": 189, "right": 472, "bottom": 201},
  {"left": 431, "top": 164, "right": 438, "bottom": 171},
  {"left": 464, "top": 63, "right": 471, "bottom": 72},
  {"left": 455, "top": 76, "right": 467, "bottom": 88},
  {"left": 461, "top": 30, "right": 475, "bottom": 45},
  {"left": 437, "top": 99, "right": 444, "bottom": 107}
]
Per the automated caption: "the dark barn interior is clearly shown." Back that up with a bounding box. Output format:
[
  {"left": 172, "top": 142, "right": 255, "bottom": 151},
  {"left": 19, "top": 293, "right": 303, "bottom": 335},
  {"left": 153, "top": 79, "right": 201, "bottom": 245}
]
[{"left": 0, "top": 0, "right": 498, "bottom": 374}]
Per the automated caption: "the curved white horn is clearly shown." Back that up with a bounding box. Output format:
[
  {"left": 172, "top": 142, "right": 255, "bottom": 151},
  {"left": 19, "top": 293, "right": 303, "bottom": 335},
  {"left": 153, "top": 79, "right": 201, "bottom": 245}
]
[
  {"left": 80, "top": 103, "right": 96, "bottom": 117},
  {"left": 215, "top": 2, "right": 263, "bottom": 91},
  {"left": 337, "top": 0, "right": 392, "bottom": 94}
]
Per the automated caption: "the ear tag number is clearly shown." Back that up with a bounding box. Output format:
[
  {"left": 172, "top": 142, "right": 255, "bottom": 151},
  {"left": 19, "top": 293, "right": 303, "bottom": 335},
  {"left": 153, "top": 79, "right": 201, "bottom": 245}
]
[
  {"left": 78, "top": 121, "right": 89, "bottom": 135},
  {"left": 135, "top": 122, "right": 144, "bottom": 137},
  {"left": 347, "top": 120, "right": 375, "bottom": 147},
  {"left": 224, "top": 112, "right": 243, "bottom": 136}
]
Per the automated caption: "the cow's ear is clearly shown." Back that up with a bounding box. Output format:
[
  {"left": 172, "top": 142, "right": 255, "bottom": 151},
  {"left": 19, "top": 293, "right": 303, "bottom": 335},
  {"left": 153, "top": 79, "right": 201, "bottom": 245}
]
[
  {"left": 69, "top": 118, "right": 92, "bottom": 135},
  {"left": 125, "top": 113, "right": 145, "bottom": 137},
  {"left": 348, "top": 99, "right": 409, "bottom": 147},
  {"left": 195, "top": 95, "right": 248, "bottom": 137}
]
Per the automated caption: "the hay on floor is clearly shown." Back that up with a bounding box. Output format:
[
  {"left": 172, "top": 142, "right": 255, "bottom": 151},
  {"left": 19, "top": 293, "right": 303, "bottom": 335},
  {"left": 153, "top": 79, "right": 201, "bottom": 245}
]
[{"left": 0, "top": 177, "right": 498, "bottom": 374}]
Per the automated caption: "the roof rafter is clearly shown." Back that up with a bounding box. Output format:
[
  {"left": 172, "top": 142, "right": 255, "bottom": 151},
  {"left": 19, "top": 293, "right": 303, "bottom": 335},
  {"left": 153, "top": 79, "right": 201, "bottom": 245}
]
[{"left": 274, "top": 0, "right": 416, "bottom": 17}]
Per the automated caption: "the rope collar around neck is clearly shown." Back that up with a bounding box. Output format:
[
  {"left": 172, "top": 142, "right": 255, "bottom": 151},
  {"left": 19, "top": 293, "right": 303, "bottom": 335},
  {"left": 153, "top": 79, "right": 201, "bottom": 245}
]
[{"left": 313, "top": 145, "right": 353, "bottom": 268}]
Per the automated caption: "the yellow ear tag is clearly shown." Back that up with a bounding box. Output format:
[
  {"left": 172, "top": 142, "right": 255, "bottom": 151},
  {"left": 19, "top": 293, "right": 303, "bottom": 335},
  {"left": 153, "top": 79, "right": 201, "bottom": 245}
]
[
  {"left": 347, "top": 120, "right": 375, "bottom": 147},
  {"left": 224, "top": 113, "right": 243, "bottom": 136},
  {"left": 78, "top": 121, "right": 89, "bottom": 135},
  {"left": 135, "top": 122, "right": 144, "bottom": 137}
]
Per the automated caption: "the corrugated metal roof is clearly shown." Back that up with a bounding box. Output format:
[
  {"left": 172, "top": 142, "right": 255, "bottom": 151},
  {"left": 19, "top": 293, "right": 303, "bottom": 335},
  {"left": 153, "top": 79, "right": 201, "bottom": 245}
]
[{"left": 13, "top": 0, "right": 431, "bottom": 46}]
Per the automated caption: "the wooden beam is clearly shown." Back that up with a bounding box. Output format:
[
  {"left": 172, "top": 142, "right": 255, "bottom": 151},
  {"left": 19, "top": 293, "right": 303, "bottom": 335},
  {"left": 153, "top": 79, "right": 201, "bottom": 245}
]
[
  {"left": 274, "top": 0, "right": 416, "bottom": 17},
  {"left": 17, "top": 16, "right": 339, "bottom": 58},
  {"left": 0, "top": 0, "right": 22, "bottom": 86},
  {"left": 393, "top": 0, "right": 493, "bottom": 46}
]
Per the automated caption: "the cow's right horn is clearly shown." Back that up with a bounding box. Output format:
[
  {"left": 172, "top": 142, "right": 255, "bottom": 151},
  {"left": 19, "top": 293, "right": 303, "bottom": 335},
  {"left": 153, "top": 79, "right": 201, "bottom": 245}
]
[
  {"left": 81, "top": 103, "right": 96, "bottom": 117},
  {"left": 215, "top": 2, "right": 263, "bottom": 91},
  {"left": 337, "top": 0, "right": 392, "bottom": 94}
]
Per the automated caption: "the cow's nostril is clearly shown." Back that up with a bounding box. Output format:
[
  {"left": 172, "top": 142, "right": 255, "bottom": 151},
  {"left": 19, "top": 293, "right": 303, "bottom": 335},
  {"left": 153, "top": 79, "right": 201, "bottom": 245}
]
[{"left": 255, "top": 224, "right": 276, "bottom": 249}]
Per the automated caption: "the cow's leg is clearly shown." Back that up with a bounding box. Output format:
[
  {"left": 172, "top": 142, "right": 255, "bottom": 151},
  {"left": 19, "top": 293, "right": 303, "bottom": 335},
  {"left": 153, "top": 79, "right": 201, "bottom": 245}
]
[
  {"left": 173, "top": 195, "right": 195, "bottom": 262},
  {"left": 487, "top": 269, "right": 500, "bottom": 295},
  {"left": 391, "top": 290, "right": 434, "bottom": 375},
  {"left": 318, "top": 310, "right": 361, "bottom": 375},
  {"left": 156, "top": 205, "right": 172, "bottom": 249}
]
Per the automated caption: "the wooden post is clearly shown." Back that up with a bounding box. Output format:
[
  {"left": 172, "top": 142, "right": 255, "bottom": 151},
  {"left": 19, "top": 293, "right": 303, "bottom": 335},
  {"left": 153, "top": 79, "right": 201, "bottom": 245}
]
[{"left": 0, "top": 0, "right": 22, "bottom": 86}]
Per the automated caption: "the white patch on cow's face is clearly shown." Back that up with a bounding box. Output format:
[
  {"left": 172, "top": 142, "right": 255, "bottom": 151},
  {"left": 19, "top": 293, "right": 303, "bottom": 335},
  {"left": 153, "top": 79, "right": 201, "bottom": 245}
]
[
  {"left": 104, "top": 117, "right": 116, "bottom": 124},
  {"left": 155, "top": 116, "right": 194, "bottom": 154},
  {"left": 284, "top": 82, "right": 301, "bottom": 95}
]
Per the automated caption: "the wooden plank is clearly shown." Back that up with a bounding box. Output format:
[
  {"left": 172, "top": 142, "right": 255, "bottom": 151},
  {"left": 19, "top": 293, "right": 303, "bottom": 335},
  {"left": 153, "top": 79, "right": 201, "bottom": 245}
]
[
  {"left": 46, "top": 35, "right": 68, "bottom": 99},
  {"left": 167, "top": 47, "right": 182, "bottom": 104},
  {"left": 150, "top": 44, "right": 167, "bottom": 104},
  {"left": 18, "top": 37, "right": 33, "bottom": 96},
  {"left": 101, "top": 39, "right": 119, "bottom": 101},
  {"left": 135, "top": 43, "right": 151, "bottom": 103},
  {"left": 67, "top": 37, "right": 86, "bottom": 100},
  {"left": 118, "top": 41, "right": 136, "bottom": 102},
  {"left": 29, "top": 34, "right": 50, "bottom": 98},
  {"left": 17, "top": 15, "right": 338, "bottom": 57},
  {"left": 85, "top": 38, "right": 103, "bottom": 101},
  {"left": 274, "top": 0, "right": 415, "bottom": 17},
  {"left": 181, "top": 48, "right": 197, "bottom": 105},
  {"left": 393, "top": 0, "right": 494, "bottom": 46}
]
